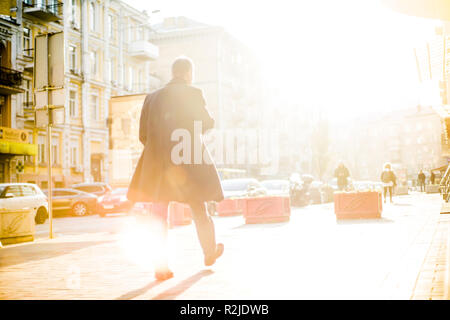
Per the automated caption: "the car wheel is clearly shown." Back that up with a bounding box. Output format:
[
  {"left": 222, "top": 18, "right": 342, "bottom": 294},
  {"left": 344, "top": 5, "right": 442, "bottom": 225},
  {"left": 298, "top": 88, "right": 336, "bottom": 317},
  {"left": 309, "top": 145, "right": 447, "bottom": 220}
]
[
  {"left": 72, "top": 202, "right": 88, "bottom": 217},
  {"left": 35, "top": 207, "right": 47, "bottom": 224}
]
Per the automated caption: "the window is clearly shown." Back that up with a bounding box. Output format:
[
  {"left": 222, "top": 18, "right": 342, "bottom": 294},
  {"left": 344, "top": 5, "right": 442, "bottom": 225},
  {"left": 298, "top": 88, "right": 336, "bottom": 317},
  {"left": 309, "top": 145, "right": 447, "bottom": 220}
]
[
  {"left": 38, "top": 135, "right": 46, "bottom": 164},
  {"left": 69, "top": 89, "right": 78, "bottom": 117},
  {"left": 23, "top": 27, "right": 32, "bottom": 57},
  {"left": 70, "top": 140, "right": 78, "bottom": 167},
  {"left": 89, "top": 1, "right": 97, "bottom": 31},
  {"left": 109, "top": 58, "right": 115, "bottom": 82},
  {"left": 70, "top": 0, "right": 79, "bottom": 27},
  {"left": 4, "top": 186, "right": 22, "bottom": 198},
  {"left": 90, "top": 51, "right": 97, "bottom": 76},
  {"left": 21, "top": 185, "right": 37, "bottom": 196},
  {"left": 137, "top": 69, "right": 143, "bottom": 91},
  {"left": 90, "top": 90, "right": 99, "bottom": 121},
  {"left": 108, "top": 14, "right": 116, "bottom": 40},
  {"left": 69, "top": 45, "right": 77, "bottom": 71},
  {"left": 48, "top": 0, "right": 59, "bottom": 15},
  {"left": 23, "top": 79, "right": 32, "bottom": 108},
  {"left": 52, "top": 137, "right": 59, "bottom": 165},
  {"left": 128, "top": 67, "right": 134, "bottom": 91}
]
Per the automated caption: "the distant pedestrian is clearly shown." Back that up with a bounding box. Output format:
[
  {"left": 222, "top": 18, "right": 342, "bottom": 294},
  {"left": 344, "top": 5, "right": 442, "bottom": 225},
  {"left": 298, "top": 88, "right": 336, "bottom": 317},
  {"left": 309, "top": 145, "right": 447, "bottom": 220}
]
[
  {"left": 380, "top": 163, "right": 396, "bottom": 203},
  {"left": 127, "top": 56, "right": 224, "bottom": 281},
  {"left": 418, "top": 170, "right": 426, "bottom": 192},
  {"left": 430, "top": 171, "right": 436, "bottom": 185},
  {"left": 334, "top": 162, "right": 350, "bottom": 191}
]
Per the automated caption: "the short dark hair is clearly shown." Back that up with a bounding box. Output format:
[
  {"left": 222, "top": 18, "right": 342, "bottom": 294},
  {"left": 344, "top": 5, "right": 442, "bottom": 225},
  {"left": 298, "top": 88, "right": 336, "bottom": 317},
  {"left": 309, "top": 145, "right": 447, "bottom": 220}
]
[{"left": 172, "top": 56, "right": 193, "bottom": 77}]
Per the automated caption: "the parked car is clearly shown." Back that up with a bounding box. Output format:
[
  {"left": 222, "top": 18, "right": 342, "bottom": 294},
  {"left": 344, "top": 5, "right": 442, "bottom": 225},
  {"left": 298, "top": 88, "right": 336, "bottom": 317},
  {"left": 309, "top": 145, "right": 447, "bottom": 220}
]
[
  {"left": 43, "top": 188, "right": 98, "bottom": 216},
  {"left": 221, "top": 178, "right": 267, "bottom": 198},
  {"left": 0, "top": 183, "right": 48, "bottom": 224},
  {"left": 97, "top": 187, "right": 133, "bottom": 217},
  {"left": 71, "top": 182, "right": 112, "bottom": 197},
  {"left": 207, "top": 178, "right": 267, "bottom": 215},
  {"left": 261, "top": 179, "right": 290, "bottom": 196},
  {"left": 353, "top": 180, "right": 373, "bottom": 191}
]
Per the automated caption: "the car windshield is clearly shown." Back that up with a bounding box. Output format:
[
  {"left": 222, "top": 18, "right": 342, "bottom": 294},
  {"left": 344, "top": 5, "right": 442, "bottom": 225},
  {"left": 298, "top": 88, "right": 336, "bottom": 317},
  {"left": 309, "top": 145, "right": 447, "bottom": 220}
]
[
  {"left": 111, "top": 188, "right": 127, "bottom": 195},
  {"left": 261, "top": 180, "right": 288, "bottom": 190},
  {"left": 221, "top": 179, "right": 256, "bottom": 191}
]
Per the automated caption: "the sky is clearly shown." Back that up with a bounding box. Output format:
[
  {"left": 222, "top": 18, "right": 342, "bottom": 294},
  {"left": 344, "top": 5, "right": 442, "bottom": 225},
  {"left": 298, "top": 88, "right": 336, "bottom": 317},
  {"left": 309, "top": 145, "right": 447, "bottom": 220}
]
[{"left": 124, "top": 0, "right": 440, "bottom": 121}]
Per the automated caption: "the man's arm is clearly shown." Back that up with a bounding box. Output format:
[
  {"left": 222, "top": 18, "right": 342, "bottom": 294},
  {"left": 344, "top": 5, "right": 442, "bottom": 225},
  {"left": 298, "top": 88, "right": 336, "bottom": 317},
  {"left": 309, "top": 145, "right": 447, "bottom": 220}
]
[
  {"left": 139, "top": 94, "right": 151, "bottom": 145},
  {"left": 193, "top": 88, "right": 214, "bottom": 132}
]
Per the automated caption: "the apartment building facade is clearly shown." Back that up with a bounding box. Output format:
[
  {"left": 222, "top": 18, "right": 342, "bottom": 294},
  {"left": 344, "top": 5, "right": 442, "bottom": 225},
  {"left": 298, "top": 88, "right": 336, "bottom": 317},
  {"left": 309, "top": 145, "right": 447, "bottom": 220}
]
[{"left": 0, "top": 0, "right": 158, "bottom": 188}]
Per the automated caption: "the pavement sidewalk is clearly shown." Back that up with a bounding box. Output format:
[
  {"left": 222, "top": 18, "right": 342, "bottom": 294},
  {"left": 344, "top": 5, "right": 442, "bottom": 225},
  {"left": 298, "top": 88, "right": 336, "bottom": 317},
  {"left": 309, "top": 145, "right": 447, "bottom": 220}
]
[{"left": 0, "top": 193, "right": 448, "bottom": 300}]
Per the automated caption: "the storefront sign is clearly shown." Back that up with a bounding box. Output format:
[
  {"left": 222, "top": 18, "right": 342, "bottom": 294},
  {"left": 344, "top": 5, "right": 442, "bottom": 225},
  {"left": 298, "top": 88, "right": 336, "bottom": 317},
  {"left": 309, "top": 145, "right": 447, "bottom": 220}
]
[{"left": 0, "top": 127, "right": 28, "bottom": 143}]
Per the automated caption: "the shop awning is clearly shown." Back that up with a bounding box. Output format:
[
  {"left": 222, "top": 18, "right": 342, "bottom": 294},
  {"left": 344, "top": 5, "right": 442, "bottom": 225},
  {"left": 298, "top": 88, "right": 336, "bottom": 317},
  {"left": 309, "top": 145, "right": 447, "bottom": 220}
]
[{"left": 0, "top": 141, "right": 37, "bottom": 156}]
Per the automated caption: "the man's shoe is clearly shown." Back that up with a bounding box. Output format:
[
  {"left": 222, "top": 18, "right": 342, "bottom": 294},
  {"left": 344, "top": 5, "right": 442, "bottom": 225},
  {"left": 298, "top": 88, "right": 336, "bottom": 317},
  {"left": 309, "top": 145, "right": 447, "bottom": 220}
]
[
  {"left": 204, "top": 243, "right": 224, "bottom": 266},
  {"left": 155, "top": 269, "right": 174, "bottom": 281}
]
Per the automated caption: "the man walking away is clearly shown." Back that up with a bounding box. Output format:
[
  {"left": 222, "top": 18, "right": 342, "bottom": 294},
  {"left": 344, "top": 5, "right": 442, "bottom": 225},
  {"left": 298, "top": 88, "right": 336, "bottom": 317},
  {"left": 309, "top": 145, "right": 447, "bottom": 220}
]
[
  {"left": 127, "top": 57, "right": 225, "bottom": 281},
  {"left": 418, "top": 170, "right": 426, "bottom": 192},
  {"left": 334, "top": 162, "right": 350, "bottom": 191},
  {"left": 381, "top": 163, "right": 396, "bottom": 203}
]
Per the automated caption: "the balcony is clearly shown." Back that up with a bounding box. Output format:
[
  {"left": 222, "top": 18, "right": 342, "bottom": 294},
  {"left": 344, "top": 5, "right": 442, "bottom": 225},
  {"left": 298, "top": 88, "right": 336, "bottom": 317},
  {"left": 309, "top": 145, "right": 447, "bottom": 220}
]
[
  {"left": 0, "top": 67, "right": 24, "bottom": 94},
  {"left": 23, "top": 0, "right": 63, "bottom": 22},
  {"left": 128, "top": 40, "right": 159, "bottom": 60}
]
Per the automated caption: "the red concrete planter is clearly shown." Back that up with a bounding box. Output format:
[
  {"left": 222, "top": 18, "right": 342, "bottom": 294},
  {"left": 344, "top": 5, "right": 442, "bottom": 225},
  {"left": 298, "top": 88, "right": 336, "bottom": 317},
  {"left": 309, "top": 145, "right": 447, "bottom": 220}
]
[
  {"left": 168, "top": 202, "right": 192, "bottom": 227},
  {"left": 216, "top": 198, "right": 245, "bottom": 216},
  {"left": 242, "top": 196, "right": 291, "bottom": 224},
  {"left": 334, "top": 191, "right": 382, "bottom": 219}
]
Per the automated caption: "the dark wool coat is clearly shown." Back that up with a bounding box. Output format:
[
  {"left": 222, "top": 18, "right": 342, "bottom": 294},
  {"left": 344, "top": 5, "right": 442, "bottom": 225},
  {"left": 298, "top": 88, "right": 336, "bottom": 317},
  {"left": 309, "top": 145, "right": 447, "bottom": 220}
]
[
  {"left": 127, "top": 78, "right": 224, "bottom": 204},
  {"left": 334, "top": 165, "right": 350, "bottom": 188}
]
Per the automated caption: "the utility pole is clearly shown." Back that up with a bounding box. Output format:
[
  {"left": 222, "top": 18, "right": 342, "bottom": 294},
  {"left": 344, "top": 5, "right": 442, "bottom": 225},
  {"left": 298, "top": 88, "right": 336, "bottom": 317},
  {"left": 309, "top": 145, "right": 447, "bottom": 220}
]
[{"left": 34, "top": 32, "right": 65, "bottom": 239}]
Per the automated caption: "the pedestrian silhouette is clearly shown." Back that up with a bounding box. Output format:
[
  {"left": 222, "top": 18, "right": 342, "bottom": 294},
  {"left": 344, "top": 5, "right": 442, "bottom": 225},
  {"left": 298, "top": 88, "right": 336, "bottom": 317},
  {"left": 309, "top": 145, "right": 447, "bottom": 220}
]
[
  {"left": 418, "top": 170, "right": 426, "bottom": 192},
  {"left": 334, "top": 162, "right": 350, "bottom": 191},
  {"left": 127, "top": 56, "right": 225, "bottom": 281},
  {"left": 381, "top": 163, "right": 396, "bottom": 203}
]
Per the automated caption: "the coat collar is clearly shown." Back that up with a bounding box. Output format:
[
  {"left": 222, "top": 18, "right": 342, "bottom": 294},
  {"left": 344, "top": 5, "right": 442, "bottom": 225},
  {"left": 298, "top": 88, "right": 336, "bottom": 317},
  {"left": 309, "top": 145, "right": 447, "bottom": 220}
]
[{"left": 167, "top": 77, "right": 189, "bottom": 85}]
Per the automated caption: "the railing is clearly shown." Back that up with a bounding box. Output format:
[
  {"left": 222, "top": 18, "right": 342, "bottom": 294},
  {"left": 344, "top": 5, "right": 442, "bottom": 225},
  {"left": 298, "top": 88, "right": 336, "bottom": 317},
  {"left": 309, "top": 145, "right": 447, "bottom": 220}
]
[
  {"left": 24, "top": 0, "right": 63, "bottom": 18},
  {"left": 440, "top": 164, "right": 450, "bottom": 202},
  {"left": 0, "top": 66, "right": 23, "bottom": 87}
]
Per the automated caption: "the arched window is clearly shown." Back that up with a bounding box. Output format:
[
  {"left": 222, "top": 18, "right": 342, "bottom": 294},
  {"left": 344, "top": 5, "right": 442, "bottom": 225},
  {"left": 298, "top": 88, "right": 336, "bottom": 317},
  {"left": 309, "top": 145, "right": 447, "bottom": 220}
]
[{"left": 89, "top": 1, "right": 96, "bottom": 31}]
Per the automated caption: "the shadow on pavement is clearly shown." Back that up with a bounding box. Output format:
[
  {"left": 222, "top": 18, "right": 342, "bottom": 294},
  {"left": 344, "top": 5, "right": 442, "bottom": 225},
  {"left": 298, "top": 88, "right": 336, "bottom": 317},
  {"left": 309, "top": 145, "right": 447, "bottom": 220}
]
[
  {"left": 151, "top": 269, "right": 214, "bottom": 300},
  {"left": 335, "top": 217, "right": 395, "bottom": 225},
  {"left": 0, "top": 240, "right": 113, "bottom": 268},
  {"left": 116, "top": 280, "right": 161, "bottom": 300}
]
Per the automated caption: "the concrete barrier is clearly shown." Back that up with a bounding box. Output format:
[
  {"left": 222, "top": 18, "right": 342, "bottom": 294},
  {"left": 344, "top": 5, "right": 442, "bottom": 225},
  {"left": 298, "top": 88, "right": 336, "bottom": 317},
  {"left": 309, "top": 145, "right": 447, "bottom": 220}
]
[
  {"left": 334, "top": 191, "right": 382, "bottom": 220},
  {"left": 0, "top": 208, "right": 35, "bottom": 245},
  {"left": 216, "top": 198, "right": 244, "bottom": 216},
  {"left": 168, "top": 202, "right": 192, "bottom": 228},
  {"left": 243, "top": 196, "right": 290, "bottom": 224}
]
